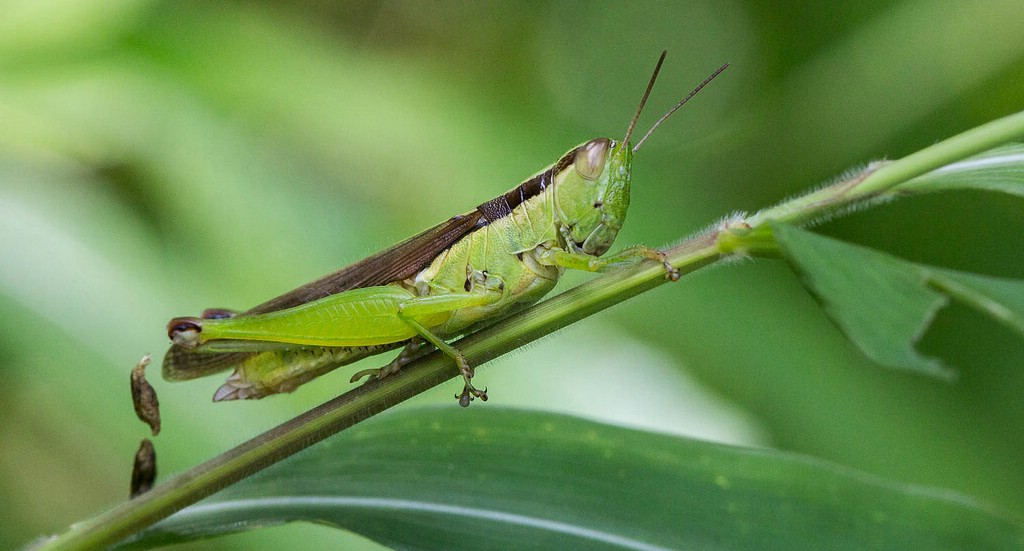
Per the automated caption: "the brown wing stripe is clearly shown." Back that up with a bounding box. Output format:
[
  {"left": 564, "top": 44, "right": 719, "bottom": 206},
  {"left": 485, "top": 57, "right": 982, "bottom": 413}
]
[{"left": 475, "top": 145, "right": 577, "bottom": 225}]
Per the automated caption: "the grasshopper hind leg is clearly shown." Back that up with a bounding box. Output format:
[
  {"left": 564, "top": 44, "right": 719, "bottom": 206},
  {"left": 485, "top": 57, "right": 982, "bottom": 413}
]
[
  {"left": 349, "top": 338, "right": 432, "bottom": 383},
  {"left": 396, "top": 314, "right": 489, "bottom": 407},
  {"left": 349, "top": 337, "right": 488, "bottom": 407},
  {"left": 347, "top": 282, "right": 500, "bottom": 406}
]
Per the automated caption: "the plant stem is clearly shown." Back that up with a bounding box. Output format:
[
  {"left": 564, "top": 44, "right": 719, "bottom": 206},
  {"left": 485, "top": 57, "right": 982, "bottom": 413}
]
[
  {"left": 37, "top": 109, "right": 1024, "bottom": 550},
  {"left": 748, "top": 109, "right": 1024, "bottom": 228}
]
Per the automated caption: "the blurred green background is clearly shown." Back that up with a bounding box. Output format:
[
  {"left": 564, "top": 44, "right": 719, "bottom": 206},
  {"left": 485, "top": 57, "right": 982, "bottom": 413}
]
[{"left": 2, "top": 1, "right": 1023, "bottom": 549}]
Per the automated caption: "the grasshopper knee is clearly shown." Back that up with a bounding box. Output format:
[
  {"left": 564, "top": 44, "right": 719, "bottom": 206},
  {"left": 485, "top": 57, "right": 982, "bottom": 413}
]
[{"left": 167, "top": 317, "right": 203, "bottom": 348}]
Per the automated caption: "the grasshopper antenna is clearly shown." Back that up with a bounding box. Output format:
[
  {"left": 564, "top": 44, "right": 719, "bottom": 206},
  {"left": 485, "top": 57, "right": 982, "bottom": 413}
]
[
  {"left": 621, "top": 50, "right": 668, "bottom": 151},
  {"left": 633, "top": 62, "right": 730, "bottom": 153}
]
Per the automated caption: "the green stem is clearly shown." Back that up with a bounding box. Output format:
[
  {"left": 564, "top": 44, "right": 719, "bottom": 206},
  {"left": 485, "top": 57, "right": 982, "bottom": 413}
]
[
  {"left": 747, "top": 109, "right": 1024, "bottom": 228},
  {"left": 37, "top": 109, "right": 1024, "bottom": 550}
]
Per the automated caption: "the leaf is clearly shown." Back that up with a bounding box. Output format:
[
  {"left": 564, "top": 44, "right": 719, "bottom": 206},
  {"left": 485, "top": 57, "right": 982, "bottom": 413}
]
[
  {"left": 773, "top": 224, "right": 1024, "bottom": 378},
  {"left": 120, "top": 408, "right": 1022, "bottom": 550},
  {"left": 929, "top": 270, "right": 1024, "bottom": 336},
  {"left": 772, "top": 225, "right": 949, "bottom": 377},
  {"left": 896, "top": 143, "right": 1024, "bottom": 197}
]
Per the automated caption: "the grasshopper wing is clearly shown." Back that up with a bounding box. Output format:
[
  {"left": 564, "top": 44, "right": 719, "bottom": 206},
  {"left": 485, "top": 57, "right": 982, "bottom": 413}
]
[{"left": 163, "top": 211, "right": 485, "bottom": 380}]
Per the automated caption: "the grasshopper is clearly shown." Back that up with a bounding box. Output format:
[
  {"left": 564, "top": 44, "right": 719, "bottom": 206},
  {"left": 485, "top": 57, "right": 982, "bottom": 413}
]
[{"left": 164, "top": 52, "right": 727, "bottom": 406}]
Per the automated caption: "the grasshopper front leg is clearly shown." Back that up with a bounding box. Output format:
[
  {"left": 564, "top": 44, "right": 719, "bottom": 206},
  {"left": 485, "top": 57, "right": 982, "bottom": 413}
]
[{"left": 537, "top": 245, "right": 681, "bottom": 281}]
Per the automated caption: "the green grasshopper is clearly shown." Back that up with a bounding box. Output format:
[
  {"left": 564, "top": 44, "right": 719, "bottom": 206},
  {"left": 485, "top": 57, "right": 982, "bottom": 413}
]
[{"left": 164, "top": 52, "right": 728, "bottom": 406}]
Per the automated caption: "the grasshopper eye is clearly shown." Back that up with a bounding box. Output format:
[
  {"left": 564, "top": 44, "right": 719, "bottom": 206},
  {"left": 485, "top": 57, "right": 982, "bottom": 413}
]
[{"left": 575, "top": 138, "right": 610, "bottom": 180}]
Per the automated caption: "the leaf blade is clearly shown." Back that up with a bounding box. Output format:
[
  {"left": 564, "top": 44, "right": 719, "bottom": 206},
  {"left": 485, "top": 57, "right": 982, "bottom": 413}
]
[
  {"left": 773, "top": 224, "right": 951, "bottom": 378},
  {"left": 896, "top": 143, "right": 1024, "bottom": 197},
  {"left": 930, "top": 270, "right": 1024, "bottom": 336},
  {"left": 774, "top": 224, "right": 1024, "bottom": 378},
  {"left": 120, "top": 408, "right": 1024, "bottom": 550}
]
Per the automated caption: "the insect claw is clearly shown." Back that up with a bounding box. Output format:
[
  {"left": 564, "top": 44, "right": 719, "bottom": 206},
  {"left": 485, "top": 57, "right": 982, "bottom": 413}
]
[
  {"left": 664, "top": 263, "right": 681, "bottom": 281},
  {"left": 456, "top": 382, "right": 488, "bottom": 407},
  {"left": 641, "top": 249, "right": 679, "bottom": 281}
]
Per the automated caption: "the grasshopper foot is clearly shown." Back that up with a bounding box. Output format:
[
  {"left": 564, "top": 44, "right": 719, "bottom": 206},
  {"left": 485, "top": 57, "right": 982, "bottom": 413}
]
[
  {"left": 645, "top": 249, "right": 680, "bottom": 281},
  {"left": 457, "top": 383, "right": 488, "bottom": 407},
  {"left": 664, "top": 263, "right": 681, "bottom": 281},
  {"left": 454, "top": 356, "right": 488, "bottom": 407}
]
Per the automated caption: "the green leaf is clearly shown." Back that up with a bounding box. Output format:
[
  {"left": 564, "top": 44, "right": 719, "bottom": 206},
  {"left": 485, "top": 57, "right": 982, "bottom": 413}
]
[
  {"left": 895, "top": 143, "right": 1024, "bottom": 197},
  {"left": 929, "top": 270, "right": 1024, "bottom": 336},
  {"left": 773, "top": 224, "right": 1024, "bottom": 378},
  {"left": 121, "top": 407, "right": 1022, "bottom": 550},
  {"left": 772, "top": 225, "right": 950, "bottom": 378}
]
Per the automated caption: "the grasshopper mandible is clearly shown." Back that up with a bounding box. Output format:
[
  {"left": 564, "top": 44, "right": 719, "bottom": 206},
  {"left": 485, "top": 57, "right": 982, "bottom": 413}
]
[{"left": 164, "top": 52, "right": 728, "bottom": 406}]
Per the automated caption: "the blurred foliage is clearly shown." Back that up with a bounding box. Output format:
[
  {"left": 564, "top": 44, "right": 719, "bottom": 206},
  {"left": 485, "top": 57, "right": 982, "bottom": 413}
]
[{"left": 1, "top": 0, "right": 1022, "bottom": 549}]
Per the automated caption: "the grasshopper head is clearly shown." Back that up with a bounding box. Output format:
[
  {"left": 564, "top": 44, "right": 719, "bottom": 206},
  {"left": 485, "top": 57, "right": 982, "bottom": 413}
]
[
  {"left": 551, "top": 53, "right": 727, "bottom": 257},
  {"left": 553, "top": 137, "right": 632, "bottom": 257}
]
